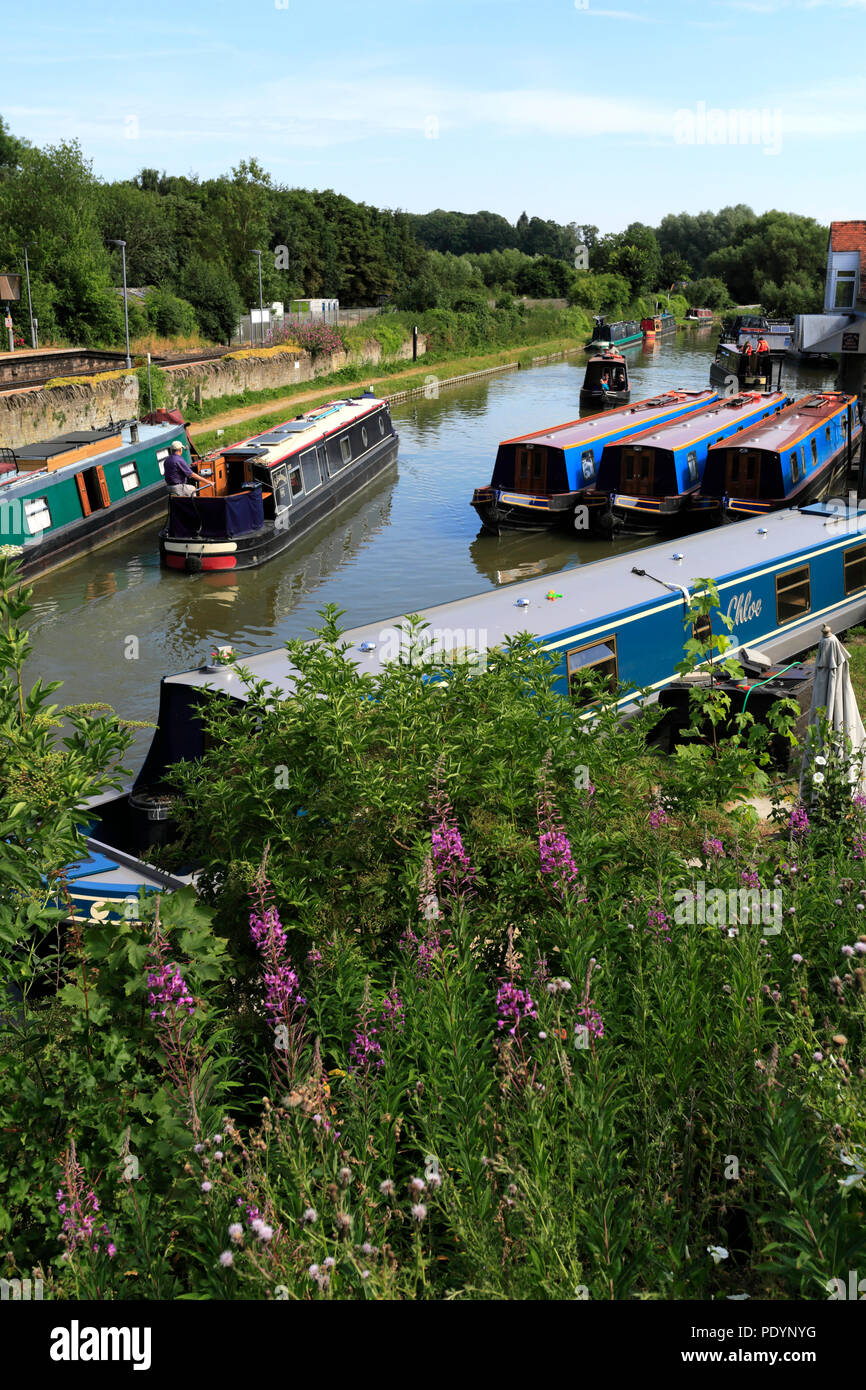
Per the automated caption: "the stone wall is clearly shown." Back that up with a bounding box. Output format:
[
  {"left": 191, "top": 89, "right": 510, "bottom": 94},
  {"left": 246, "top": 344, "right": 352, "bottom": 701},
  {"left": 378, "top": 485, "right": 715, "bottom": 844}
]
[
  {"left": 0, "top": 336, "right": 425, "bottom": 451},
  {"left": 0, "top": 374, "right": 139, "bottom": 450},
  {"left": 162, "top": 336, "right": 423, "bottom": 410}
]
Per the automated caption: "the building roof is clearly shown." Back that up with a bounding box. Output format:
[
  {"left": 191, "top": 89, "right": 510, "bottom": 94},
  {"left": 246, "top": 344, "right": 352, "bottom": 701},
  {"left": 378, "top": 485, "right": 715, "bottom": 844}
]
[
  {"left": 830, "top": 221, "right": 866, "bottom": 260},
  {"left": 500, "top": 389, "right": 715, "bottom": 452}
]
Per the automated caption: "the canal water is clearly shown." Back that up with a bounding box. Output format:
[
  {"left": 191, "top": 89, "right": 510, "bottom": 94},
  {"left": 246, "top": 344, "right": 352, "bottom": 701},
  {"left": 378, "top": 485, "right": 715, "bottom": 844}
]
[{"left": 24, "top": 334, "right": 836, "bottom": 767}]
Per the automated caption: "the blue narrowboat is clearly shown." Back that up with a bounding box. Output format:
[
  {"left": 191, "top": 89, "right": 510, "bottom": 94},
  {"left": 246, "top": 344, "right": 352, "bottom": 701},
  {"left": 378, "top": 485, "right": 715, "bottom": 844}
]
[
  {"left": 63, "top": 497, "right": 866, "bottom": 915},
  {"left": 697, "top": 391, "right": 862, "bottom": 524},
  {"left": 593, "top": 391, "right": 791, "bottom": 532},
  {"left": 470, "top": 388, "right": 718, "bottom": 534}
]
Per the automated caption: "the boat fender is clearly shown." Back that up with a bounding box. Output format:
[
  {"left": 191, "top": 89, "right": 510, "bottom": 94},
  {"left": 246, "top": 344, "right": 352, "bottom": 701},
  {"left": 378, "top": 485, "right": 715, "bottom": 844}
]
[{"left": 187, "top": 554, "right": 203, "bottom": 574}]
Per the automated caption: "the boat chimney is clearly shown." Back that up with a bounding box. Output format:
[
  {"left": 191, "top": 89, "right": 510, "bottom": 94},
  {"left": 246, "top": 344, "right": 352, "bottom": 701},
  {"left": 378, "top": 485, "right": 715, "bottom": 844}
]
[{"left": 130, "top": 422, "right": 139, "bottom": 443}]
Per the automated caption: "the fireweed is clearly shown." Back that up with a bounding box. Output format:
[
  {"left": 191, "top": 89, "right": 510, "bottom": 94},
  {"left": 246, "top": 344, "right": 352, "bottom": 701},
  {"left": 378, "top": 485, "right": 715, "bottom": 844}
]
[
  {"left": 249, "top": 867, "right": 307, "bottom": 1083},
  {"left": 429, "top": 765, "right": 477, "bottom": 901},
  {"left": 146, "top": 910, "right": 203, "bottom": 1138},
  {"left": 537, "top": 753, "right": 584, "bottom": 902}
]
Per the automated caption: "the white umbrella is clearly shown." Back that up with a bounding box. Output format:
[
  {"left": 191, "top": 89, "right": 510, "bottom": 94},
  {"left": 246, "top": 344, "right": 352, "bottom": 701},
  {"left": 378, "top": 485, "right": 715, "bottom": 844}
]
[{"left": 799, "top": 623, "right": 866, "bottom": 797}]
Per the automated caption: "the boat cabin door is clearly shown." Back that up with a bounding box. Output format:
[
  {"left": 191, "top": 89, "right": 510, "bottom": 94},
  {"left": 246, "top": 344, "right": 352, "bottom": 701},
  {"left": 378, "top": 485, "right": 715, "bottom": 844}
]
[
  {"left": 317, "top": 444, "right": 328, "bottom": 484},
  {"left": 75, "top": 464, "right": 111, "bottom": 516},
  {"left": 514, "top": 445, "right": 546, "bottom": 495}
]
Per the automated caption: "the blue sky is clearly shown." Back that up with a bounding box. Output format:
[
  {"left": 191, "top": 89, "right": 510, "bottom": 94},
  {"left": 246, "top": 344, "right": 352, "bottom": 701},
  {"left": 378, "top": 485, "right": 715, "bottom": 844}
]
[{"left": 6, "top": 0, "right": 866, "bottom": 232}]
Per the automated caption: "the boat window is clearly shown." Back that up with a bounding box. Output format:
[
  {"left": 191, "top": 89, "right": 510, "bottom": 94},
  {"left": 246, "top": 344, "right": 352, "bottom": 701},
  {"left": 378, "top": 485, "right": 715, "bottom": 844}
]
[
  {"left": 825, "top": 426, "right": 832, "bottom": 445},
  {"left": 810, "top": 437, "right": 818, "bottom": 469},
  {"left": 566, "top": 634, "right": 618, "bottom": 707},
  {"left": 844, "top": 544, "right": 866, "bottom": 596},
  {"left": 361, "top": 425, "right": 368, "bottom": 449},
  {"left": 156, "top": 449, "right": 168, "bottom": 475},
  {"left": 581, "top": 450, "right": 594, "bottom": 482},
  {"left": 119, "top": 461, "right": 140, "bottom": 492},
  {"left": 775, "top": 564, "right": 811, "bottom": 625},
  {"left": 842, "top": 413, "right": 849, "bottom": 436},
  {"left": 24, "top": 496, "right": 52, "bottom": 534},
  {"left": 289, "top": 460, "right": 303, "bottom": 495},
  {"left": 692, "top": 614, "right": 712, "bottom": 647},
  {"left": 686, "top": 450, "right": 698, "bottom": 483},
  {"left": 272, "top": 464, "right": 291, "bottom": 510},
  {"left": 378, "top": 415, "right": 385, "bottom": 436},
  {"left": 300, "top": 448, "right": 321, "bottom": 493},
  {"left": 790, "top": 451, "right": 800, "bottom": 484},
  {"left": 340, "top": 436, "right": 352, "bottom": 465}
]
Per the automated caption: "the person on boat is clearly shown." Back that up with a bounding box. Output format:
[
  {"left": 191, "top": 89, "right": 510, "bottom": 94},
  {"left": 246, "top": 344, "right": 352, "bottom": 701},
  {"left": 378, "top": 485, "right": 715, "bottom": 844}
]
[
  {"left": 741, "top": 339, "right": 753, "bottom": 357},
  {"left": 756, "top": 336, "right": 770, "bottom": 355},
  {"left": 600, "top": 371, "right": 610, "bottom": 394},
  {"left": 164, "top": 440, "right": 211, "bottom": 497}
]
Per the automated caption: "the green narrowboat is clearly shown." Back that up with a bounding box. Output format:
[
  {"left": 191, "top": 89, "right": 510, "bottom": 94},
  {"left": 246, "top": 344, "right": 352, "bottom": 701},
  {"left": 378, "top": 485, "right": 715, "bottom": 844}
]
[{"left": 0, "top": 422, "right": 193, "bottom": 577}]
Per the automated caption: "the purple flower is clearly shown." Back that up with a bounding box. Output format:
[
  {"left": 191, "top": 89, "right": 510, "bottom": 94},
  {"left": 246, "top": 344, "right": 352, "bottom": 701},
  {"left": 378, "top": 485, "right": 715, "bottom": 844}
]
[
  {"left": 348, "top": 1024, "right": 384, "bottom": 1076},
  {"left": 789, "top": 805, "right": 810, "bottom": 837},
  {"left": 575, "top": 1001, "right": 604, "bottom": 1041},
  {"left": 646, "top": 906, "right": 672, "bottom": 944},
  {"left": 379, "top": 987, "right": 405, "bottom": 1032},
  {"left": 740, "top": 869, "right": 760, "bottom": 888},
  {"left": 496, "top": 980, "right": 537, "bottom": 1037},
  {"left": 411, "top": 1203, "right": 427, "bottom": 1222},
  {"left": 147, "top": 960, "right": 195, "bottom": 1023},
  {"left": 399, "top": 925, "right": 445, "bottom": 978},
  {"left": 649, "top": 806, "right": 669, "bottom": 830},
  {"left": 537, "top": 758, "right": 584, "bottom": 901},
  {"left": 219, "top": 1250, "right": 233, "bottom": 1267},
  {"left": 702, "top": 836, "right": 724, "bottom": 858}
]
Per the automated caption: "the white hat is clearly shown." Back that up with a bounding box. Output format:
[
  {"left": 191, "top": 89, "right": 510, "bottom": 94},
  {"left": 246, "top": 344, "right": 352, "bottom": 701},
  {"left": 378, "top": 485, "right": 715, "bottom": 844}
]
[{"left": 169, "top": 440, "right": 184, "bottom": 452}]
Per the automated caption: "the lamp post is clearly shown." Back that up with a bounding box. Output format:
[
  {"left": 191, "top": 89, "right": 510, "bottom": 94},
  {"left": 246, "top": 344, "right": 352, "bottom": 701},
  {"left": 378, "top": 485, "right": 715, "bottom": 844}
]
[
  {"left": 23, "top": 244, "right": 36, "bottom": 348},
  {"left": 252, "top": 249, "right": 264, "bottom": 345},
  {"left": 110, "top": 239, "right": 132, "bottom": 368}
]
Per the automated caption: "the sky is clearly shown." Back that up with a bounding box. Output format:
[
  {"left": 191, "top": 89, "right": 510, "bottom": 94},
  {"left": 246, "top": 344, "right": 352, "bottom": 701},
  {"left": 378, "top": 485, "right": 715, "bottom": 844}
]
[{"left": 5, "top": 0, "right": 866, "bottom": 232}]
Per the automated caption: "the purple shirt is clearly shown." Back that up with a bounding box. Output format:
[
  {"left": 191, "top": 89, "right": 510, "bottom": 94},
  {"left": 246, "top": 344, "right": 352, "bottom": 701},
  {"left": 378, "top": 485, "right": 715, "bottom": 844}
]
[{"left": 164, "top": 451, "right": 193, "bottom": 486}]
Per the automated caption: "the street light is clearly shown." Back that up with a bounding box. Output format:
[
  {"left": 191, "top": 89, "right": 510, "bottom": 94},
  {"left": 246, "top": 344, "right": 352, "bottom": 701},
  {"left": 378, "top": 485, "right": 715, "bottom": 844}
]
[
  {"left": 23, "top": 244, "right": 36, "bottom": 349},
  {"left": 252, "top": 249, "right": 264, "bottom": 346},
  {"left": 110, "top": 239, "right": 132, "bottom": 368}
]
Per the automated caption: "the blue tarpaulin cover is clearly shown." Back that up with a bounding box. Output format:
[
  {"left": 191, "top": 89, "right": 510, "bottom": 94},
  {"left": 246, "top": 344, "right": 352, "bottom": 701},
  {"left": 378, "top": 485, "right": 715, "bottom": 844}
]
[{"left": 168, "top": 486, "right": 264, "bottom": 538}]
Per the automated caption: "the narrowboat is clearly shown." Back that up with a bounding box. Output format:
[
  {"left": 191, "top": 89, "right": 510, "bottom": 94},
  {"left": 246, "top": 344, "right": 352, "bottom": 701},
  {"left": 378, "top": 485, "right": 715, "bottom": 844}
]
[
  {"left": 470, "top": 388, "right": 718, "bottom": 535},
  {"left": 710, "top": 341, "right": 778, "bottom": 393},
  {"left": 159, "top": 394, "right": 398, "bottom": 573},
  {"left": 593, "top": 391, "right": 791, "bottom": 533},
  {"left": 686, "top": 308, "right": 714, "bottom": 323},
  {"left": 579, "top": 351, "right": 630, "bottom": 408},
  {"left": 641, "top": 312, "right": 677, "bottom": 340},
  {"left": 721, "top": 314, "right": 794, "bottom": 355},
  {"left": 66, "top": 496, "right": 866, "bottom": 917},
  {"left": 696, "top": 392, "right": 862, "bottom": 524},
  {"left": 585, "top": 317, "right": 643, "bottom": 351},
  {"left": 0, "top": 422, "right": 194, "bottom": 578}
]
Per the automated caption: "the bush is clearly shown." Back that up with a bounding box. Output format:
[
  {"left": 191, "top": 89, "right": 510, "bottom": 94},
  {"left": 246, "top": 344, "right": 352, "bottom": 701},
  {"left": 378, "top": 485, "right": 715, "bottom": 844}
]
[{"left": 145, "top": 288, "right": 200, "bottom": 337}]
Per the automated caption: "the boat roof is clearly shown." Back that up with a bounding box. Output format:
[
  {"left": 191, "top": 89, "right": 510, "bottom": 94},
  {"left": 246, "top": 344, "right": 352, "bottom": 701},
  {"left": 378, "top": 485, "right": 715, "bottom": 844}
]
[
  {"left": 163, "top": 502, "right": 861, "bottom": 703},
  {"left": 622, "top": 391, "right": 789, "bottom": 453},
  {"left": 0, "top": 422, "right": 179, "bottom": 492},
  {"left": 500, "top": 389, "right": 716, "bottom": 451},
  {"left": 223, "top": 396, "right": 382, "bottom": 467},
  {"left": 706, "top": 392, "right": 855, "bottom": 455}
]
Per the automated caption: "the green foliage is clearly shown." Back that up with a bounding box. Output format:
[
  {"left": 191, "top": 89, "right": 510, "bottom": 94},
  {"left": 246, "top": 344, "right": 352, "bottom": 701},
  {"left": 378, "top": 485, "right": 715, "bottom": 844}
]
[{"left": 3, "top": 570, "right": 866, "bottom": 1299}]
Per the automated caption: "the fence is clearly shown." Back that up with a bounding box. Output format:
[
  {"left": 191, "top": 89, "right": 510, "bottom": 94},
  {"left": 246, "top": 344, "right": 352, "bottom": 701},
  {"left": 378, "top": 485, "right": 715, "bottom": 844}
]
[{"left": 234, "top": 305, "right": 382, "bottom": 345}]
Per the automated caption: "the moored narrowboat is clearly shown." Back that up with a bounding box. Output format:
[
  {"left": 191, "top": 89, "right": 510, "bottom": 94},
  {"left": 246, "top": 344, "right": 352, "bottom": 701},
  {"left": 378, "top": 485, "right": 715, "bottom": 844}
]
[
  {"left": 593, "top": 391, "right": 790, "bottom": 533},
  {"left": 68, "top": 497, "right": 866, "bottom": 914},
  {"left": 579, "top": 351, "right": 630, "bottom": 408},
  {"left": 686, "top": 307, "right": 714, "bottom": 322},
  {"left": 585, "top": 317, "right": 643, "bottom": 351},
  {"left": 159, "top": 394, "right": 398, "bottom": 573},
  {"left": 697, "top": 392, "right": 862, "bottom": 524},
  {"left": 641, "top": 312, "right": 677, "bottom": 340},
  {"left": 470, "top": 388, "right": 718, "bottom": 535},
  {"left": 710, "top": 341, "right": 777, "bottom": 393},
  {"left": 0, "top": 421, "right": 195, "bottom": 578}
]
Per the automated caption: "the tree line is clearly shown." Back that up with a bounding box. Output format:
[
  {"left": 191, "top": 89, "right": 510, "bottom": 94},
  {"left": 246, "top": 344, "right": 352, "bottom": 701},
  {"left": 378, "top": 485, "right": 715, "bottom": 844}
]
[{"left": 0, "top": 114, "right": 830, "bottom": 349}]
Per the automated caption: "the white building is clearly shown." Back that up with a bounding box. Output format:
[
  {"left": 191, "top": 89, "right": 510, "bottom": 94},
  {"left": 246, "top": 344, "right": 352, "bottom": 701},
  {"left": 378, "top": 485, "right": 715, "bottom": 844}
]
[{"left": 795, "top": 221, "right": 866, "bottom": 356}]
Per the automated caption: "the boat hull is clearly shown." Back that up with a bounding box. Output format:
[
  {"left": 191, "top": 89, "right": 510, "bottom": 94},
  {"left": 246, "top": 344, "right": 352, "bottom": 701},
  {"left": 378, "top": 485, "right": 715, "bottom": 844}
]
[
  {"left": 471, "top": 486, "right": 610, "bottom": 535},
  {"left": 579, "top": 388, "right": 630, "bottom": 408}
]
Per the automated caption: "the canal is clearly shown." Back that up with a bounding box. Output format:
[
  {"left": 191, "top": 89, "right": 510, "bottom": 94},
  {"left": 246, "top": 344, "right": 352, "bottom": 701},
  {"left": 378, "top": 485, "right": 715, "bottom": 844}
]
[{"left": 23, "top": 334, "right": 836, "bottom": 767}]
